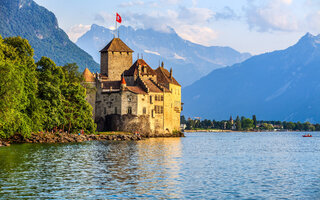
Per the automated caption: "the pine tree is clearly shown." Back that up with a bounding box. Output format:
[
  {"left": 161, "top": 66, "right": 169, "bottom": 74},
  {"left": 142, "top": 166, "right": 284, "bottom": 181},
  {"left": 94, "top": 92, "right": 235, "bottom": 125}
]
[{"left": 235, "top": 116, "right": 241, "bottom": 131}]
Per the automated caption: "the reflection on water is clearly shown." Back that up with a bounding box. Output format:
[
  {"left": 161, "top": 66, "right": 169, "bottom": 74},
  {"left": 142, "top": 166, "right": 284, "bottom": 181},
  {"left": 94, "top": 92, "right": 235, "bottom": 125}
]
[
  {"left": 136, "top": 138, "right": 182, "bottom": 198},
  {"left": 0, "top": 138, "right": 182, "bottom": 199},
  {"left": 0, "top": 132, "right": 320, "bottom": 199}
]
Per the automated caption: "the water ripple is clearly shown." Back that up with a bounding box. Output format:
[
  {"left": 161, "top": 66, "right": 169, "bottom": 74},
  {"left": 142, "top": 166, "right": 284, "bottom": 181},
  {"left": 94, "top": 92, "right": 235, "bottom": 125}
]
[{"left": 0, "top": 132, "right": 319, "bottom": 199}]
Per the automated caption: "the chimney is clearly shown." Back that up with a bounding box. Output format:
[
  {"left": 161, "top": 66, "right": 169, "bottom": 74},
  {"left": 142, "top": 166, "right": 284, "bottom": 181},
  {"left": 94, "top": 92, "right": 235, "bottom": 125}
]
[
  {"left": 143, "top": 65, "right": 147, "bottom": 73},
  {"left": 161, "top": 61, "right": 164, "bottom": 68},
  {"left": 138, "top": 65, "right": 141, "bottom": 76},
  {"left": 170, "top": 68, "right": 172, "bottom": 79}
]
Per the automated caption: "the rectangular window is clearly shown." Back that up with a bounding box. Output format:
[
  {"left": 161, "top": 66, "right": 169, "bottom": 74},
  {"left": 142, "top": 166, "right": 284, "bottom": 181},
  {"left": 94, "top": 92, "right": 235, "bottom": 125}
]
[
  {"left": 143, "top": 107, "right": 146, "bottom": 114},
  {"left": 161, "top": 95, "right": 164, "bottom": 101},
  {"left": 154, "top": 106, "right": 163, "bottom": 114},
  {"left": 150, "top": 96, "right": 153, "bottom": 104},
  {"left": 128, "top": 107, "right": 132, "bottom": 114}
]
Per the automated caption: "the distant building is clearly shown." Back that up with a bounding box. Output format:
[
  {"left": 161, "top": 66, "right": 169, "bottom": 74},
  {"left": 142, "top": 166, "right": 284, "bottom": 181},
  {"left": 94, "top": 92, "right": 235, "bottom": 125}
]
[
  {"left": 229, "top": 116, "right": 234, "bottom": 125},
  {"left": 83, "top": 38, "right": 182, "bottom": 135}
]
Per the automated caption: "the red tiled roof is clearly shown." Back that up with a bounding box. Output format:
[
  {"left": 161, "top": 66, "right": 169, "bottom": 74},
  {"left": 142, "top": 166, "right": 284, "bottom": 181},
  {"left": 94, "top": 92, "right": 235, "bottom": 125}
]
[
  {"left": 126, "top": 86, "right": 147, "bottom": 95},
  {"left": 100, "top": 38, "right": 134, "bottom": 53},
  {"left": 124, "top": 59, "right": 157, "bottom": 76},
  {"left": 121, "top": 76, "right": 126, "bottom": 85},
  {"left": 82, "top": 68, "right": 95, "bottom": 82},
  {"left": 155, "top": 67, "right": 180, "bottom": 86},
  {"left": 144, "top": 79, "right": 163, "bottom": 93}
]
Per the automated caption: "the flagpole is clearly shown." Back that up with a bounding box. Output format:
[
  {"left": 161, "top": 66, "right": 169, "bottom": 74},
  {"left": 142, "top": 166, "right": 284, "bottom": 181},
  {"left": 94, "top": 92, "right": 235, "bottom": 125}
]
[{"left": 114, "top": 18, "right": 118, "bottom": 37}]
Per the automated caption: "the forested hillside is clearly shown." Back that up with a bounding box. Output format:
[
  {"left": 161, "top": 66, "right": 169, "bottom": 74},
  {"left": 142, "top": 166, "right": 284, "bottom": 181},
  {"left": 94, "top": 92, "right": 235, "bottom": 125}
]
[{"left": 0, "top": 0, "right": 99, "bottom": 72}]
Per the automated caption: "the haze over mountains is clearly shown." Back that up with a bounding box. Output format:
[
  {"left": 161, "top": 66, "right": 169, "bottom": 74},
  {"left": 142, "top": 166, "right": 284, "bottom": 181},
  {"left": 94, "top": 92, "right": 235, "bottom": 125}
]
[
  {"left": 0, "top": 0, "right": 99, "bottom": 72},
  {"left": 76, "top": 24, "right": 251, "bottom": 86},
  {"left": 183, "top": 33, "right": 320, "bottom": 123}
]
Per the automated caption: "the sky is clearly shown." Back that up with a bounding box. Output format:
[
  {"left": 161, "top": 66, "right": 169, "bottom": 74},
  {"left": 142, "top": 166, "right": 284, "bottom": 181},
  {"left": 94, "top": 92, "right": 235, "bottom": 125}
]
[{"left": 33, "top": 0, "right": 320, "bottom": 55}]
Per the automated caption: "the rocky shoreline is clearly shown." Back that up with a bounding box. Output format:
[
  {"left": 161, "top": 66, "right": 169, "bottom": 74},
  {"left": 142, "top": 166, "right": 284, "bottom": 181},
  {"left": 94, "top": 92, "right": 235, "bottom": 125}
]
[{"left": 0, "top": 131, "right": 184, "bottom": 147}]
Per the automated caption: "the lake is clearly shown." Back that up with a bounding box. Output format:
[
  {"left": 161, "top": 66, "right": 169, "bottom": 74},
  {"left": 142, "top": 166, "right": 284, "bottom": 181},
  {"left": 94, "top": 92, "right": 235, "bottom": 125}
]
[{"left": 0, "top": 132, "right": 319, "bottom": 199}]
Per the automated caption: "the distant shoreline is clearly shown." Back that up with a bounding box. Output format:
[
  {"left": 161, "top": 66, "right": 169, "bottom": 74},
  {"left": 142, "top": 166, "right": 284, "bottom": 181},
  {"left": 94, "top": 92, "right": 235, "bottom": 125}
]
[{"left": 183, "top": 130, "right": 315, "bottom": 133}]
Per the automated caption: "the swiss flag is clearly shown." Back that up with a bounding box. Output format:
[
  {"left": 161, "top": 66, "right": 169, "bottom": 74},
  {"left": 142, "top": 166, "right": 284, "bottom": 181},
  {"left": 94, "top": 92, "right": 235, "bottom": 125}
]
[{"left": 116, "top": 13, "right": 122, "bottom": 23}]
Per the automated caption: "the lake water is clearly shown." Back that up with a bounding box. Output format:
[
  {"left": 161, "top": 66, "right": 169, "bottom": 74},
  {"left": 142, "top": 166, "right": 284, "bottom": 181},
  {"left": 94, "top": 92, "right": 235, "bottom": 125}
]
[{"left": 0, "top": 132, "right": 319, "bottom": 199}]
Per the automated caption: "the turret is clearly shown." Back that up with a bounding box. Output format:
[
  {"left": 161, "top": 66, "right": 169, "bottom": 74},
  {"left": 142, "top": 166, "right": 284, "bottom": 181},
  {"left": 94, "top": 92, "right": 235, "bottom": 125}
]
[{"left": 120, "top": 76, "right": 126, "bottom": 91}]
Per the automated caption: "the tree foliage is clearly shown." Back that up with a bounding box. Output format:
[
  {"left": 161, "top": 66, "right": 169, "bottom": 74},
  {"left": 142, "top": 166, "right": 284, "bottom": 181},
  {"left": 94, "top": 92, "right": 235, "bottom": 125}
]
[
  {"left": 0, "top": 35, "right": 96, "bottom": 138},
  {"left": 183, "top": 114, "right": 320, "bottom": 132}
]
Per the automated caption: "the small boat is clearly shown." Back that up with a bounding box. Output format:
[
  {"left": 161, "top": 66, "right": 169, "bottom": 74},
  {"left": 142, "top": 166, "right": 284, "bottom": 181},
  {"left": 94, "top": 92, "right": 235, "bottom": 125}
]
[{"left": 302, "top": 134, "right": 312, "bottom": 137}]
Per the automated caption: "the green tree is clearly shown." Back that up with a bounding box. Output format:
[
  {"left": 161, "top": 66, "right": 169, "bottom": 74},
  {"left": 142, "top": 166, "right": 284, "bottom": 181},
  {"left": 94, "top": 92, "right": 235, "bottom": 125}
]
[
  {"left": 242, "top": 118, "right": 254, "bottom": 130},
  {"left": 180, "top": 115, "right": 187, "bottom": 124},
  {"left": 296, "top": 122, "right": 303, "bottom": 131},
  {"left": 0, "top": 35, "right": 96, "bottom": 138},
  {"left": 0, "top": 36, "right": 42, "bottom": 137},
  {"left": 235, "top": 116, "right": 241, "bottom": 131},
  {"left": 252, "top": 115, "right": 257, "bottom": 128},
  {"left": 226, "top": 121, "right": 232, "bottom": 130},
  {"left": 261, "top": 123, "right": 274, "bottom": 131},
  {"left": 61, "top": 63, "right": 95, "bottom": 133},
  {"left": 186, "top": 119, "right": 194, "bottom": 130},
  {"left": 286, "top": 122, "right": 295, "bottom": 130},
  {"left": 37, "top": 57, "right": 64, "bottom": 131}
]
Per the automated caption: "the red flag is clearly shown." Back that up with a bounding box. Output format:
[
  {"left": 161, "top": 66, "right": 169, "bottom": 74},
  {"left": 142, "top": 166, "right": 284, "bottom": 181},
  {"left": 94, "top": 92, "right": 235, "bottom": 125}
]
[{"left": 116, "top": 13, "right": 122, "bottom": 23}]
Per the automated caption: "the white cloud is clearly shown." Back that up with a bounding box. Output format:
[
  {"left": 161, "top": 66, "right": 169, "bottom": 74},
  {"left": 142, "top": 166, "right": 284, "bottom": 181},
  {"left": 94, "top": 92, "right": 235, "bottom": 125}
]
[
  {"left": 119, "top": 1, "right": 145, "bottom": 7},
  {"left": 66, "top": 24, "right": 91, "bottom": 42},
  {"left": 175, "top": 25, "right": 217, "bottom": 46},
  {"left": 144, "top": 49, "right": 160, "bottom": 56},
  {"left": 245, "top": 0, "right": 299, "bottom": 32},
  {"left": 125, "top": 6, "right": 217, "bottom": 46},
  {"left": 281, "top": 0, "right": 293, "bottom": 5},
  {"left": 173, "top": 53, "right": 186, "bottom": 60},
  {"left": 306, "top": 10, "right": 320, "bottom": 33}
]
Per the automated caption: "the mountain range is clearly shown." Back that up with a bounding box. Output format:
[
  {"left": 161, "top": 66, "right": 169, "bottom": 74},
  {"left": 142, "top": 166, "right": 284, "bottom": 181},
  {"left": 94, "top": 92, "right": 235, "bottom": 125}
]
[
  {"left": 0, "top": 0, "right": 99, "bottom": 72},
  {"left": 182, "top": 33, "right": 320, "bottom": 123},
  {"left": 76, "top": 24, "right": 251, "bottom": 86}
]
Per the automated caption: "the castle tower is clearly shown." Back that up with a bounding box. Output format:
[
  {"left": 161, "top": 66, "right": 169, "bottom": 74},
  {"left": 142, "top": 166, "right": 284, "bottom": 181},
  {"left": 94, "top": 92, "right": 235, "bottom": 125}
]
[{"left": 100, "top": 38, "right": 134, "bottom": 80}]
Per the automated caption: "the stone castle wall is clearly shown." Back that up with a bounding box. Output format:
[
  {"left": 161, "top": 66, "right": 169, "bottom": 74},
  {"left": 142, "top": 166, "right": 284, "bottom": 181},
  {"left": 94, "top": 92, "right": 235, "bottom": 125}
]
[
  {"left": 104, "top": 114, "right": 152, "bottom": 136},
  {"left": 84, "top": 82, "right": 96, "bottom": 119},
  {"left": 107, "top": 52, "right": 132, "bottom": 80}
]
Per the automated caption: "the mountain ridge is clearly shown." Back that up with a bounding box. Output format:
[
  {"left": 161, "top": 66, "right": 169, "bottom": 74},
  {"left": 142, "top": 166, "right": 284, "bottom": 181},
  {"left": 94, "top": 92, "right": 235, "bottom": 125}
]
[
  {"left": 182, "top": 33, "right": 320, "bottom": 123},
  {"left": 0, "top": 0, "right": 99, "bottom": 72},
  {"left": 76, "top": 24, "right": 251, "bottom": 86}
]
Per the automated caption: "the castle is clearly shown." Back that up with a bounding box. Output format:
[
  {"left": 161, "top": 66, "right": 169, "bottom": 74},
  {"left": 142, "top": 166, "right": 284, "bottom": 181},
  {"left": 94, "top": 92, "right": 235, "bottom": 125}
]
[{"left": 83, "top": 38, "right": 182, "bottom": 136}]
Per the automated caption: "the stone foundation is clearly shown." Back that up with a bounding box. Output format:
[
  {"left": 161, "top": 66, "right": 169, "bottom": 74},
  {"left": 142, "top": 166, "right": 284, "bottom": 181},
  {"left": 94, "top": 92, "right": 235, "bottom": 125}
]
[
  {"left": 0, "top": 132, "right": 142, "bottom": 146},
  {"left": 104, "top": 114, "right": 152, "bottom": 137},
  {"left": 97, "top": 114, "right": 183, "bottom": 137}
]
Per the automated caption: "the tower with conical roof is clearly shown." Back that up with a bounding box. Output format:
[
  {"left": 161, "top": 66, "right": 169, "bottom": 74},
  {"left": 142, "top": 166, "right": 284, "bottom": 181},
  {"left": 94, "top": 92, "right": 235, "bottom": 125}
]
[{"left": 100, "top": 38, "right": 134, "bottom": 80}]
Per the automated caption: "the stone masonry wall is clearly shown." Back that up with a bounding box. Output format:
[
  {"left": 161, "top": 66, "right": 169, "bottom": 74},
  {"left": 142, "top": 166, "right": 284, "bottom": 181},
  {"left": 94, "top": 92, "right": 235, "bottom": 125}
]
[
  {"left": 107, "top": 52, "right": 132, "bottom": 80},
  {"left": 100, "top": 52, "right": 108, "bottom": 75},
  {"left": 105, "top": 114, "right": 152, "bottom": 136}
]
